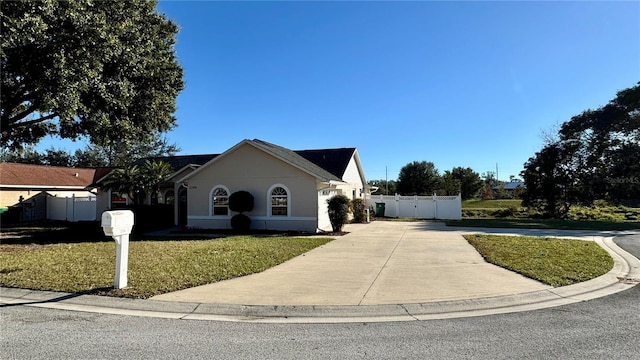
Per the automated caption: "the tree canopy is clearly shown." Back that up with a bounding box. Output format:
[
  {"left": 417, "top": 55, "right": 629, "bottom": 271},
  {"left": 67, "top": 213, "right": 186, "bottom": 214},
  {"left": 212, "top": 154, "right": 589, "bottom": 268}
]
[
  {"left": 429, "top": 167, "right": 484, "bottom": 199},
  {"left": 0, "top": 136, "right": 179, "bottom": 168},
  {"left": 397, "top": 161, "right": 441, "bottom": 195},
  {"left": 522, "top": 82, "right": 640, "bottom": 216},
  {"left": 1, "top": 0, "right": 184, "bottom": 150},
  {"left": 368, "top": 179, "right": 397, "bottom": 195}
]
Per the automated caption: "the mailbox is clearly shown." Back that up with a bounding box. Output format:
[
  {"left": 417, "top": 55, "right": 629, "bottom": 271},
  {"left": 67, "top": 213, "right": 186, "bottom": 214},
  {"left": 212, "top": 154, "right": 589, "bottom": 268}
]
[
  {"left": 101, "top": 210, "right": 134, "bottom": 289},
  {"left": 101, "top": 210, "right": 134, "bottom": 237}
]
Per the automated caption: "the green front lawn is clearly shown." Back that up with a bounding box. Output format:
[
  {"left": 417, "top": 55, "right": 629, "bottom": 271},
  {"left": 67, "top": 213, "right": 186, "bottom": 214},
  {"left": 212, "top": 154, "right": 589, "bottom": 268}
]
[
  {"left": 446, "top": 218, "right": 640, "bottom": 231},
  {"left": 464, "top": 234, "right": 614, "bottom": 286},
  {"left": 0, "top": 236, "right": 333, "bottom": 299}
]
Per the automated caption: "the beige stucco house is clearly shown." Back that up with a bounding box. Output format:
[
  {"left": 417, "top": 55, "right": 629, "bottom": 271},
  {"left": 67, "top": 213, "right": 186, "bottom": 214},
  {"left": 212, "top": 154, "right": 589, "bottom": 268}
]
[{"left": 178, "top": 139, "right": 369, "bottom": 232}]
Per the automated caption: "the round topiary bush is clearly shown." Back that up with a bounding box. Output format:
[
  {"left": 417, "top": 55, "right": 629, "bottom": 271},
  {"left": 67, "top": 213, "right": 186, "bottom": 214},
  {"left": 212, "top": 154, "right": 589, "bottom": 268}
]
[
  {"left": 231, "top": 213, "right": 251, "bottom": 233},
  {"left": 229, "top": 191, "right": 254, "bottom": 232},
  {"left": 229, "top": 190, "right": 254, "bottom": 213}
]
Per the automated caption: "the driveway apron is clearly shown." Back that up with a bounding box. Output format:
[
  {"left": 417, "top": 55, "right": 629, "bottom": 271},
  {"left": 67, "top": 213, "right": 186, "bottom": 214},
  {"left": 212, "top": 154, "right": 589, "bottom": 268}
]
[{"left": 151, "top": 221, "right": 552, "bottom": 305}]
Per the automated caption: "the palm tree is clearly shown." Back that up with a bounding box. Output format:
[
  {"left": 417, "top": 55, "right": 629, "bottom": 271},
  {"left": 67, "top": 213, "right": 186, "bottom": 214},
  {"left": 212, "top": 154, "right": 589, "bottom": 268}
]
[
  {"left": 102, "top": 165, "right": 143, "bottom": 204},
  {"left": 139, "top": 160, "right": 174, "bottom": 203},
  {"left": 103, "top": 160, "right": 173, "bottom": 205}
]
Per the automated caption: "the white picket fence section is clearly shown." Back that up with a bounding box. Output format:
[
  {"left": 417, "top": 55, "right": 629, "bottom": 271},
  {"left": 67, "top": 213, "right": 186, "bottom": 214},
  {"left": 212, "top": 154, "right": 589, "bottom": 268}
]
[
  {"left": 365, "top": 194, "right": 462, "bottom": 220},
  {"left": 47, "top": 195, "right": 97, "bottom": 222}
]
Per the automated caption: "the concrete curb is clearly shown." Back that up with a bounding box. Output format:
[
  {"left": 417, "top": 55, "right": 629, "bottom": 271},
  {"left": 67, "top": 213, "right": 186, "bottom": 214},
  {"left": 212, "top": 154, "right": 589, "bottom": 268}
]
[{"left": 1, "top": 234, "right": 638, "bottom": 323}]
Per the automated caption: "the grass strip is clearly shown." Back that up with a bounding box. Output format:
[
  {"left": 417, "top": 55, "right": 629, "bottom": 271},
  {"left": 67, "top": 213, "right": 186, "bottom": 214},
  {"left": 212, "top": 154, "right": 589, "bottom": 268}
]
[
  {"left": 446, "top": 218, "right": 640, "bottom": 231},
  {"left": 461, "top": 199, "right": 523, "bottom": 209},
  {"left": 464, "top": 234, "right": 613, "bottom": 286},
  {"left": 0, "top": 236, "right": 332, "bottom": 299}
]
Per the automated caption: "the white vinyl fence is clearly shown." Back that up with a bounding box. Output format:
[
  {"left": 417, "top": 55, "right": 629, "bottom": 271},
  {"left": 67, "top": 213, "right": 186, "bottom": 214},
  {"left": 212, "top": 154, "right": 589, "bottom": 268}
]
[
  {"left": 47, "top": 195, "right": 97, "bottom": 222},
  {"left": 365, "top": 194, "right": 462, "bottom": 220}
]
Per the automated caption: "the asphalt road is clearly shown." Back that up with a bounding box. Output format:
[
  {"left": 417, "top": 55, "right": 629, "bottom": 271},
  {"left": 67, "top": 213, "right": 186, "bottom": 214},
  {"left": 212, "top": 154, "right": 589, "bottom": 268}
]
[
  {"left": 614, "top": 233, "right": 640, "bottom": 260},
  {"left": 1, "top": 234, "right": 638, "bottom": 360}
]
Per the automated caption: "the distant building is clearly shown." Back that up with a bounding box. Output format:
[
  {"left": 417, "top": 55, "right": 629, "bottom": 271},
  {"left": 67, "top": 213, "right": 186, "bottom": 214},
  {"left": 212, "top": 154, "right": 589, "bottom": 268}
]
[{"left": 492, "top": 181, "right": 525, "bottom": 196}]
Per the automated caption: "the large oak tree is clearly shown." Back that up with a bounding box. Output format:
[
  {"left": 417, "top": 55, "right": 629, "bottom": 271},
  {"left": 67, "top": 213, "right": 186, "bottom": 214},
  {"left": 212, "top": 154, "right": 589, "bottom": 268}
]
[
  {"left": 522, "top": 82, "right": 640, "bottom": 216},
  {"left": 1, "top": 0, "right": 184, "bottom": 150},
  {"left": 397, "top": 161, "right": 441, "bottom": 196}
]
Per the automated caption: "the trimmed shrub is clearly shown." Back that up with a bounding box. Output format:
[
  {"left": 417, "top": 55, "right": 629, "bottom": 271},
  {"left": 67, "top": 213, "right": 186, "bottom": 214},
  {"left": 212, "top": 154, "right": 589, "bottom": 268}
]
[
  {"left": 229, "top": 191, "right": 254, "bottom": 232},
  {"left": 327, "top": 194, "right": 350, "bottom": 232},
  {"left": 351, "top": 198, "right": 367, "bottom": 223},
  {"left": 229, "top": 190, "right": 255, "bottom": 213},
  {"left": 230, "top": 213, "right": 251, "bottom": 233},
  {"left": 0, "top": 206, "right": 20, "bottom": 224},
  {"left": 123, "top": 204, "right": 173, "bottom": 233}
]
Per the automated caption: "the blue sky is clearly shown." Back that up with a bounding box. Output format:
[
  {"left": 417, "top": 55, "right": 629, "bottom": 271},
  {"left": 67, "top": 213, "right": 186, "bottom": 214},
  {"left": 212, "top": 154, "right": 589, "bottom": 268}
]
[{"left": 44, "top": 1, "right": 640, "bottom": 181}]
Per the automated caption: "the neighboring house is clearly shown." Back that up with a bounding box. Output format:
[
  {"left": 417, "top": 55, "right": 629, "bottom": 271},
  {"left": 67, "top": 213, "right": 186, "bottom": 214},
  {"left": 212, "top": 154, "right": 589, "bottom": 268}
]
[
  {"left": 178, "top": 139, "right": 369, "bottom": 232},
  {"left": 492, "top": 181, "right": 526, "bottom": 196},
  {"left": 0, "top": 163, "right": 105, "bottom": 222}
]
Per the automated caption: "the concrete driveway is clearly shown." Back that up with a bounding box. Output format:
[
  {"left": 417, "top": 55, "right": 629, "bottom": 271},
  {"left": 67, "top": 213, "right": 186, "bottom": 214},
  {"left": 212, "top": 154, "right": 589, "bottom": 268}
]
[{"left": 151, "top": 221, "right": 552, "bottom": 305}]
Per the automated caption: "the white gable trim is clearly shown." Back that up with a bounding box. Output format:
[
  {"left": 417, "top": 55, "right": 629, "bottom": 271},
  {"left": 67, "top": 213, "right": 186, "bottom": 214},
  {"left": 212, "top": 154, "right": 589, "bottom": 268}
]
[
  {"left": 350, "top": 149, "right": 367, "bottom": 185},
  {"left": 167, "top": 164, "right": 201, "bottom": 182},
  {"left": 177, "top": 139, "right": 343, "bottom": 184},
  {"left": 249, "top": 141, "right": 339, "bottom": 182},
  {"left": 177, "top": 139, "right": 251, "bottom": 183}
]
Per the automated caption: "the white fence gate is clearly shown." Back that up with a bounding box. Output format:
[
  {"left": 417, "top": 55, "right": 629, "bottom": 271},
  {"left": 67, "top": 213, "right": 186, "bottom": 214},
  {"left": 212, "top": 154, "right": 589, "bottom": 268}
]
[
  {"left": 317, "top": 190, "right": 334, "bottom": 231},
  {"left": 47, "top": 195, "right": 97, "bottom": 222},
  {"left": 365, "top": 194, "right": 461, "bottom": 220}
]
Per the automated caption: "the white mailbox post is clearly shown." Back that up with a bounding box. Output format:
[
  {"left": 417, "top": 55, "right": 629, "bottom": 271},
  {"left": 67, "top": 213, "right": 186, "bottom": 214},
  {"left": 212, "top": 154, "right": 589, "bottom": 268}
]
[{"left": 101, "top": 210, "right": 134, "bottom": 289}]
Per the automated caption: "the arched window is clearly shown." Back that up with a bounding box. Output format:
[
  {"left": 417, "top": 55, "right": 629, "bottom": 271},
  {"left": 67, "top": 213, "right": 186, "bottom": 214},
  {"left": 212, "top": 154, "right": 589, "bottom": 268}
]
[
  {"left": 210, "top": 186, "right": 230, "bottom": 216},
  {"left": 164, "top": 190, "right": 175, "bottom": 205},
  {"left": 269, "top": 185, "right": 289, "bottom": 216}
]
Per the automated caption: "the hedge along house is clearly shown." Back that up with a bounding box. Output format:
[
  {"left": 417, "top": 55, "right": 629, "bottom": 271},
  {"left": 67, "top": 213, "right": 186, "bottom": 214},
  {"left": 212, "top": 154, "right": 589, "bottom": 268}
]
[{"left": 178, "top": 139, "right": 369, "bottom": 232}]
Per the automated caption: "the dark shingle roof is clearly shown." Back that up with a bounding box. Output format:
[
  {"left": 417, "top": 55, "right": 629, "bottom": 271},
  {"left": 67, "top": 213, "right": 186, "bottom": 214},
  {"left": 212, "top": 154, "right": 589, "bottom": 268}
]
[
  {"left": 131, "top": 140, "right": 357, "bottom": 183},
  {"left": 294, "top": 148, "right": 356, "bottom": 179},
  {"left": 250, "top": 140, "right": 343, "bottom": 182},
  {"left": 134, "top": 154, "right": 218, "bottom": 172}
]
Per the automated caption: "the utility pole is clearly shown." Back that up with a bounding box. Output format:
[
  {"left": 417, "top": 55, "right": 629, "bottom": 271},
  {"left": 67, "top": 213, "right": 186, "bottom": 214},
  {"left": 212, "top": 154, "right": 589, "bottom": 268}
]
[
  {"left": 496, "top": 163, "right": 499, "bottom": 183},
  {"left": 385, "top": 166, "right": 388, "bottom": 195}
]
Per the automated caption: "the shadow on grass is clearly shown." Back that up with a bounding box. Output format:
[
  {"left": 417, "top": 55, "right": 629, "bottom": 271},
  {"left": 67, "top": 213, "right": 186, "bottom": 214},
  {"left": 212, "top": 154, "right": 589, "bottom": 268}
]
[
  {"left": 1, "top": 221, "right": 343, "bottom": 245},
  {"left": 0, "top": 221, "right": 110, "bottom": 245},
  {"left": 140, "top": 228, "right": 346, "bottom": 242}
]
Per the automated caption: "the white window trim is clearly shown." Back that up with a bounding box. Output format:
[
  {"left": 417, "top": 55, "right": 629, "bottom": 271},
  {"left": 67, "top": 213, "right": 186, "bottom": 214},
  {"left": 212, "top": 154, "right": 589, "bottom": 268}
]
[
  {"left": 163, "top": 189, "right": 175, "bottom": 205},
  {"left": 209, "top": 184, "right": 231, "bottom": 217},
  {"left": 267, "top": 183, "right": 291, "bottom": 217}
]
